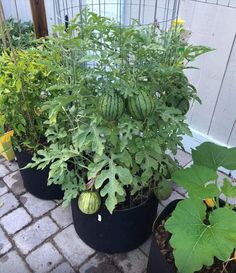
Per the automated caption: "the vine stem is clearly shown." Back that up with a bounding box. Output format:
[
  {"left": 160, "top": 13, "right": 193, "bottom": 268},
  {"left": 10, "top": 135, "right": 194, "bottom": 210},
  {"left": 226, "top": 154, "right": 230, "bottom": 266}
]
[{"left": 220, "top": 261, "right": 229, "bottom": 273}]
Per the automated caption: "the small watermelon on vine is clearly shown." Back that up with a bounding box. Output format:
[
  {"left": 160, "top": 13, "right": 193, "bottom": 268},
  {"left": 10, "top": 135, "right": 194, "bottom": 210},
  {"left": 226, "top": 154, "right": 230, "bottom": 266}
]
[
  {"left": 78, "top": 191, "right": 101, "bottom": 215},
  {"left": 98, "top": 92, "right": 124, "bottom": 121},
  {"left": 154, "top": 180, "right": 172, "bottom": 200},
  {"left": 127, "top": 91, "right": 155, "bottom": 121}
]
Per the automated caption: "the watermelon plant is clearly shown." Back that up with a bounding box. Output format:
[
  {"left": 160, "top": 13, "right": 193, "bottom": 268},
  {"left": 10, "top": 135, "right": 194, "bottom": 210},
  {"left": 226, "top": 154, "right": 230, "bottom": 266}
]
[
  {"left": 27, "top": 10, "right": 211, "bottom": 214},
  {"left": 164, "top": 142, "right": 236, "bottom": 273}
]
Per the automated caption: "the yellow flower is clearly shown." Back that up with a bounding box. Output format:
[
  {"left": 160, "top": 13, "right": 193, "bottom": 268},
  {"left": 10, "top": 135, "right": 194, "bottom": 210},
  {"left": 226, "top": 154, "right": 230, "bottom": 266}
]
[
  {"left": 205, "top": 198, "right": 216, "bottom": 208},
  {"left": 172, "top": 18, "right": 185, "bottom": 28}
]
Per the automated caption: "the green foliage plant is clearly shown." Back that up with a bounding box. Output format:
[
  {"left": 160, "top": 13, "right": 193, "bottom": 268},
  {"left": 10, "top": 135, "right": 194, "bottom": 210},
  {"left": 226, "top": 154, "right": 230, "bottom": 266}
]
[
  {"left": 165, "top": 142, "right": 236, "bottom": 273},
  {"left": 28, "top": 10, "right": 212, "bottom": 213},
  {"left": 0, "top": 18, "right": 35, "bottom": 54},
  {"left": 0, "top": 45, "right": 65, "bottom": 152}
]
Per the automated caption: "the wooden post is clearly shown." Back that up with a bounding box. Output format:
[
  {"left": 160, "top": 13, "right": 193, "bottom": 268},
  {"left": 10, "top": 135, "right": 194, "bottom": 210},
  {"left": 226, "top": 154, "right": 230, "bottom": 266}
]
[{"left": 29, "top": 0, "right": 48, "bottom": 38}]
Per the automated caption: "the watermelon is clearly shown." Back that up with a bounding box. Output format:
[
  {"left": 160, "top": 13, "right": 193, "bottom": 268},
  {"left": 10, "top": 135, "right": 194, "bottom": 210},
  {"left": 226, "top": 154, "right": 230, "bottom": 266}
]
[
  {"left": 98, "top": 93, "right": 124, "bottom": 121},
  {"left": 127, "top": 91, "right": 155, "bottom": 120},
  {"left": 78, "top": 191, "right": 101, "bottom": 215},
  {"left": 154, "top": 180, "right": 172, "bottom": 200}
]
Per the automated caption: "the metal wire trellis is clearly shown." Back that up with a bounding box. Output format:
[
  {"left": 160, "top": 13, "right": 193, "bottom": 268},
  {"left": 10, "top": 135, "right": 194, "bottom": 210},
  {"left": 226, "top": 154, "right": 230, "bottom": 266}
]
[
  {"left": 191, "top": 0, "right": 236, "bottom": 9},
  {"left": 53, "top": 0, "right": 181, "bottom": 31}
]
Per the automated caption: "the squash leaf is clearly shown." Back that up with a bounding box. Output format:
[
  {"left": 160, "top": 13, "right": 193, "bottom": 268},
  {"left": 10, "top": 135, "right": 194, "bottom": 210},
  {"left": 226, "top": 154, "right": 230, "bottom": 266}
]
[
  {"left": 165, "top": 199, "right": 236, "bottom": 273},
  {"left": 192, "top": 142, "right": 236, "bottom": 171},
  {"left": 221, "top": 178, "right": 236, "bottom": 199},
  {"left": 172, "top": 165, "right": 219, "bottom": 199}
]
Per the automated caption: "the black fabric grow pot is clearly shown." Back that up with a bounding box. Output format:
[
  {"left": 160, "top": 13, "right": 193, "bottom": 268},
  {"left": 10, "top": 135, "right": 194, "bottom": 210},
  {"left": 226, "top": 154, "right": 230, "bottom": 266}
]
[
  {"left": 71, "top": 194, "right": 158, "bottom": 254},
  {"left": 147, "top": 199, "right": 181, "bottom": 273},
  {"left": 15, "top": 150, "right": 64, "bottom": 200}
]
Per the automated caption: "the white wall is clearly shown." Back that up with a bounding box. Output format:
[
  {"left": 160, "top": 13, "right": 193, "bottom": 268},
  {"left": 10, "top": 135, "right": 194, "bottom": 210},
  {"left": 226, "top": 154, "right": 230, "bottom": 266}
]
[
  {"left": 1, "top": 0, "right": 32, "bottom": 21},
  {"left": 180, "top": 0, "right": 236, "bottom": 148}
]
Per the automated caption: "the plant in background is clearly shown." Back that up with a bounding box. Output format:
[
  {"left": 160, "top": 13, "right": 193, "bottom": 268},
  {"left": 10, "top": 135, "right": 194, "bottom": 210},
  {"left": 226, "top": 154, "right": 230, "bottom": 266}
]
[
  {"left": 0, "top": 18, "right": 35, "bottom": 54},
  {"left": 164, "top": 142, "right": 236, "bottom": 273},
  {"left": 0, "top": 46, "right": 65, "bottom": 153},
  {"left": 28, "top": 10, "right": 211, "bottom": 213}
]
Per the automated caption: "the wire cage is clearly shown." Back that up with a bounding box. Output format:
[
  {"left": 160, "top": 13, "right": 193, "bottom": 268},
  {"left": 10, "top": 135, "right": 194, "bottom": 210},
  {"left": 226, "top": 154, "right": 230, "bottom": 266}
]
[{"left": 53, "top": 0, "right": 181, "bottom": 31}]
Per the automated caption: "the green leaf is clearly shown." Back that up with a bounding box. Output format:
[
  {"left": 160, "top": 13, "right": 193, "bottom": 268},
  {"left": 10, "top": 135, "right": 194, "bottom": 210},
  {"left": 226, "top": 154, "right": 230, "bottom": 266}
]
[
  {"left": 165, "top": 199, "right": 236, "bottom": 273},
  {"left": 15, "top": 78, "right": 22, "bottom": 92},
  {"left": 147, "top": 138, "right": 162, "bottom": 154},
  {"left": 87, "top": 159, "right": 107, "bottom": 180},
  {"left": 141, "top": 168, "right": 153, "bottom": 183},
  {"left": 221, "top": 178, "right": 236, "bottom": 198},
  {"left": 172, "top": 165, "right": 219, "bottom": 199},
  {"left": 192, "top": 142, "right": 236, "bottom": 171},
  {"left": 115, "top": 150, "right": 132, "bottom": 167},
  {"left": 95, "top": 158, "right": 133, "bottom": 213},
  {"left": 73, "top": 125, "right": 105, "bottom": 156}
]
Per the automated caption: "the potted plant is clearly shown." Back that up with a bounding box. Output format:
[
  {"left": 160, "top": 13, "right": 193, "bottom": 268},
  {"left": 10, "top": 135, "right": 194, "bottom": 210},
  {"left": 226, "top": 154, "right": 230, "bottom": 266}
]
[
  {"left": 29, "top": 11, "right": 211, "bottom": 253},
  {"left": 147, "top": 142, "right": 236, "bottom": 273},
  {"left": 0, "top": 46, "right": 65, "bottom": 199}
]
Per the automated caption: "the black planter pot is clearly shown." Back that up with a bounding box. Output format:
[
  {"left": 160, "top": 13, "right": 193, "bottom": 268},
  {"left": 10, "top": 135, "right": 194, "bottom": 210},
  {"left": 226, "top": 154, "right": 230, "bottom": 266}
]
[
  {"left": 147, "top": 199, "right": 181, "bottom": 273},
  {"left": 71, "top": 195, "right": 159, "bottom": 254},
  {"left": 15, "top": 151, "right": 64, "bottom": 200}
]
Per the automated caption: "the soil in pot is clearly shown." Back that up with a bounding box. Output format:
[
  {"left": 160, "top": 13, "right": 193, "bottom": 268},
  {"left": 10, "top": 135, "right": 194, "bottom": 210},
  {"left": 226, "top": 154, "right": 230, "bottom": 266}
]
[
  {"left": 15, "top": 150, "right": 64, "bottom": 200},
  {"left": 154, "top": 208, "right": 236, "bottom": 273},
  {"left": 71, "top": 194, "right": 158, "bottom": 254}
]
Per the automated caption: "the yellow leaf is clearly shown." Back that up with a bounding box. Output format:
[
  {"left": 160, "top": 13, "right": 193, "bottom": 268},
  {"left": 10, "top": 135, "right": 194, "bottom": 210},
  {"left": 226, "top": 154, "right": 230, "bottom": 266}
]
[{"left": 49, "top": 116, "right": 56, "bottom": 124}]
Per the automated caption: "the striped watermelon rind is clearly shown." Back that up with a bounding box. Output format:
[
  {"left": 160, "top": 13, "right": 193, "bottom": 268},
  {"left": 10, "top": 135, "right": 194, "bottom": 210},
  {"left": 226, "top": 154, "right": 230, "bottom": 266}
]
[
  {"left": 127, "top": 91, "right": 155, "bottom": 121},
  {"left": 98, "top": 93, "right": 125, "bottom": 121},
  {"left": 78, "top": 191, "right": 101, "bottom": 215}
]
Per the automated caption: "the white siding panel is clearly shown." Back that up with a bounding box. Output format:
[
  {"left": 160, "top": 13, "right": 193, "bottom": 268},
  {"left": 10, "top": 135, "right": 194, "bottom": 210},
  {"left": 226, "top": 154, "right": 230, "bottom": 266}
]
[
  {"left": 180, "top": 1, "right": 236, "bottom": 135},
  {"left": 228, "top": 120, "right": 236, "bottom": 146},
  {"left": 2, "top": 0, "right": 32, "bottom": 22},
  {"left": 208, "top": 35, "right": 236, "bottom": 144}
]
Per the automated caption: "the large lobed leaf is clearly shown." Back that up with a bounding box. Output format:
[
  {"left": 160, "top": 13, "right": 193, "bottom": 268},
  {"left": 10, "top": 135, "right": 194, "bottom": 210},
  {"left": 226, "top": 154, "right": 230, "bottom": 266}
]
[
  {"left": 172, "top": 165, "right": 219, "bottom": 199},
  {"left": 95, "top": 157, "right": 133, "bottom": 213},
  {"left": 165, "top": 199, "right": 236, "bottom": 273},
  {"left": 192, "top": 142, "right": 236, "bottom": 171}
]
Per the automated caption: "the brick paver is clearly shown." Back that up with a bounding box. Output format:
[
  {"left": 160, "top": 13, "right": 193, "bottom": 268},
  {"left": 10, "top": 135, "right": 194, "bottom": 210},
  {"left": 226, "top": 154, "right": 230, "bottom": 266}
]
[
  {"left": 26, "top": 242, "right": 63, "bottom": 273},
  {"left": 0, "top": 150, "right": 204, "bottom": 273},
  {"left": 113, "top": 249, "right": 148, "bottom": 273},
  {"left": 0, "top": 207, "right": 31, "bottom": 235},
  {"left": 20, "top": 192, "right": 56, "bottom": 217},
  {"left": 3, "top": 160, "right": 18, "bottom": 172},
  {"left": 3, "top": 171, "right": 26, "bottom": 195},
  {"left": 0, "top": 250, "right": 31, "bottom": 273},
  {"left": 80, "top": 253, "right": 121, "bottom": 273},
  {"left": 0, "top": 165, "right": 9, "bottom": 178},
  {"left": 0, "top": 227, "right": 12, "bottom": 255},
  {"left": 50, "top": 205, "right": 73, "bottom": 228},
  {"left": 13, "top": 216, "right": 58, "bottom": 254},
  {"left": 0, "top": 193, "right": 19, "bottom": 217},
  {"left": 50, "top": 262, "right": 75, "bottom": 273},
  {"left": 0, "top": 180, "right": 8, "bottom": 197},
  {"left": 53, "top": 225, "right": 95, "bottom": 268}
]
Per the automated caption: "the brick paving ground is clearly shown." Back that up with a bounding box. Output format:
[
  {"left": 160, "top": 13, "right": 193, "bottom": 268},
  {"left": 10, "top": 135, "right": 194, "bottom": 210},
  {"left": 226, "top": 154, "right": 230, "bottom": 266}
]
[{"left": 0, "top": 150, "right": 192, "bottom": 273}]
